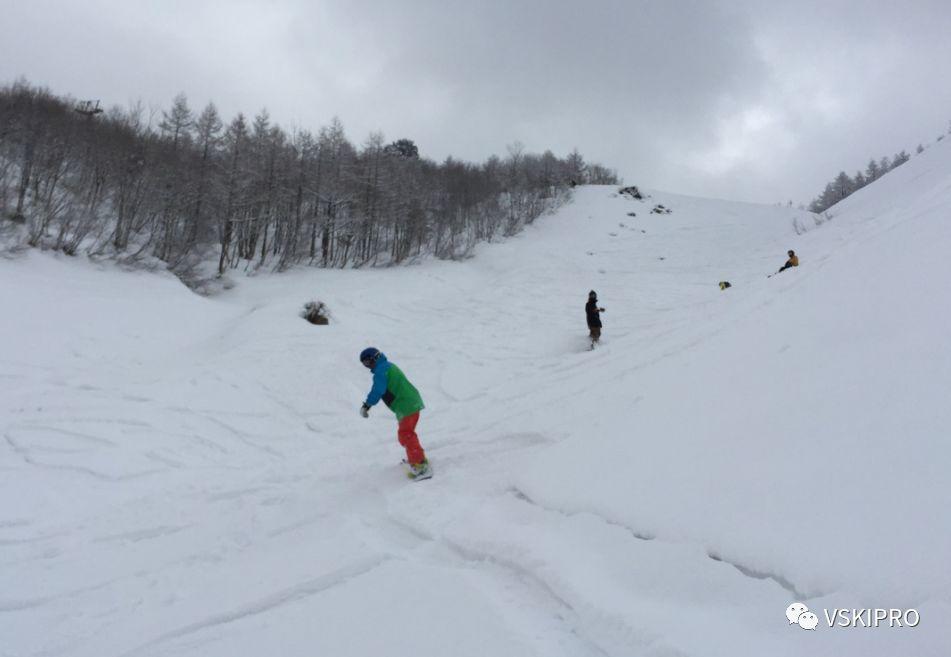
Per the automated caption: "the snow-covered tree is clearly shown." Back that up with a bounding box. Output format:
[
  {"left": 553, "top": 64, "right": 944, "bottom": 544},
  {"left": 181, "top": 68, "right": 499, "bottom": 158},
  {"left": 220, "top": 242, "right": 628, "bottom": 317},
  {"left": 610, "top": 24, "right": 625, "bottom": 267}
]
[
  {"left": 0, "top": 79, "right": 617, "bottom": 272},
  {"left": 159, "top": 93, "right": 193, "bottom": 150}
]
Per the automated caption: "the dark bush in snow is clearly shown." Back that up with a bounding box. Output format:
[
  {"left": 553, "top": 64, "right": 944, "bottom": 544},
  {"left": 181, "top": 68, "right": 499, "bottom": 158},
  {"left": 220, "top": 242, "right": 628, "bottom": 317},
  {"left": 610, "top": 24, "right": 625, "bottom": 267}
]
[
  {"left": 619, "top": 186, "right": 643, "bottom": 200},
  {"left": 301, "top": 301, "right": 330, "bottom": 325}
]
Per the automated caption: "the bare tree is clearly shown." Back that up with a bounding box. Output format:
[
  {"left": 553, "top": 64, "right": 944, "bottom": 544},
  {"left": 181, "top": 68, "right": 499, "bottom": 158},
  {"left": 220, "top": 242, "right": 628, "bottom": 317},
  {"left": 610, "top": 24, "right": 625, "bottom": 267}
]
[{"left": 0, "top": 79, "right": 618, "bottom": 275}]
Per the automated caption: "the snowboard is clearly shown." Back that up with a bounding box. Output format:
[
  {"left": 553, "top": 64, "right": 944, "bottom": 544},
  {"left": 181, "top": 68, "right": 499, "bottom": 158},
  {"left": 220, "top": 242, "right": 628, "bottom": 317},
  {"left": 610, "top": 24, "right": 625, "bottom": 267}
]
[{"left": 401, "top": 459, "right": 433, "bottom": 482}]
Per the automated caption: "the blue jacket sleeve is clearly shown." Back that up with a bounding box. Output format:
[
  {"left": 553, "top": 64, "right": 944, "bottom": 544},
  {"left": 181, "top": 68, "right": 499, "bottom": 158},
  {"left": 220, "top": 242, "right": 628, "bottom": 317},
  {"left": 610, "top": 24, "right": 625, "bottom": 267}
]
[{"left": 365, "top": 366, "right": 388, "bottom": 406}]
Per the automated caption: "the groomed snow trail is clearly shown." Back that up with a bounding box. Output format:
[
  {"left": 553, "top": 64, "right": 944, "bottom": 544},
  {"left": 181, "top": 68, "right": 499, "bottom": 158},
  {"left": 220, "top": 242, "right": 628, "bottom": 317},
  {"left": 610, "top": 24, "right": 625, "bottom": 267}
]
[{"left": 3, "top": 144, "right": 950, "bottom": 656}]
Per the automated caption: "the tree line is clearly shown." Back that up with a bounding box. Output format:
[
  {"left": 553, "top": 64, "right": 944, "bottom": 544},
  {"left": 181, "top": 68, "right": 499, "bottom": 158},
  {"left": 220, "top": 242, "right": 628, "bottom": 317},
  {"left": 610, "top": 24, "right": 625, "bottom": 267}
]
[
  {"left": 0, "top": 79, "right": 618, "bottom": 276},
  {"left": 807, "top": 119, "right": 951, "bottom": 214},
  {"left": 807, "top": 150, "right": 912, "bottom": 214}
]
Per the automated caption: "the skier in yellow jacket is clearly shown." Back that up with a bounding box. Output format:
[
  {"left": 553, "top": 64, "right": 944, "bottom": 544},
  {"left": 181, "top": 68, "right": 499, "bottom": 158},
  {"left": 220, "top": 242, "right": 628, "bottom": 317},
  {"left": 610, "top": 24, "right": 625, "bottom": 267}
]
[{"left": 776, "top": 250, "right": 799, "bottom": 274}]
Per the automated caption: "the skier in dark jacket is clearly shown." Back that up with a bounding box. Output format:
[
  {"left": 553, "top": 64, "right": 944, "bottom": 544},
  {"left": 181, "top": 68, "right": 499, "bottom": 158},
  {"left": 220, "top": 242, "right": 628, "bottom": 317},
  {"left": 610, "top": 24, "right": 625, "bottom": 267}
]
[
  {"left": 586, "top": 290, "right": 605, "bottom": 347},
  {"left": 359, "top": 348, "right": 431, "bottom": 480}
]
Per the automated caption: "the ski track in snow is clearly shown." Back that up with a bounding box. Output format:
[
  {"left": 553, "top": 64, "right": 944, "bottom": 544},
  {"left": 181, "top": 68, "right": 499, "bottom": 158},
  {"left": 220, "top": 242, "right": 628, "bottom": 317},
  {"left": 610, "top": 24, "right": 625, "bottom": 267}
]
[{"left": 120, "top": 556, "right": 394, "bottom": 657}]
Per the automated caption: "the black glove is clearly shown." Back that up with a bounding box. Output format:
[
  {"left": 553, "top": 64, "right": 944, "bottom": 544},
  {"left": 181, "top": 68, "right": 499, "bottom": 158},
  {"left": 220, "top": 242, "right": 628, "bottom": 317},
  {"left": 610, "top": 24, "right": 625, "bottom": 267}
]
[{"left": 360, "top": 403, "right": 370, "bottom": 418}]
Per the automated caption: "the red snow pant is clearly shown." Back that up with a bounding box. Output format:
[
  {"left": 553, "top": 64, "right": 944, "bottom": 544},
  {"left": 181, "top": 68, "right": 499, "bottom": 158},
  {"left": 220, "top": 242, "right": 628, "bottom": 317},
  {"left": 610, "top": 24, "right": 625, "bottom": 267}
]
[{"left": 398, "top": 412, "right": 426, "bottom": 465}]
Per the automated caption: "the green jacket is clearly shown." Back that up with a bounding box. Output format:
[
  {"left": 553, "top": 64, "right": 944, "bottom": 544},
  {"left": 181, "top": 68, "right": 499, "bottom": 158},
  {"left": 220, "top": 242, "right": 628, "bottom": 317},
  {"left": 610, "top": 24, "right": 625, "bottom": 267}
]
[{"left": 365, "top": 354, "right": 424, "bottom": 420}]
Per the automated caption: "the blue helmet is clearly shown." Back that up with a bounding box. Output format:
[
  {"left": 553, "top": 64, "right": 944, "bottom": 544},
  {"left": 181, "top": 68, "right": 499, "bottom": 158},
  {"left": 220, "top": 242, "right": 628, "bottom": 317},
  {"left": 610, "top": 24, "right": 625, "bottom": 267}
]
[{"left": 359, "top": 347, "right": 381, "bottom": 369}]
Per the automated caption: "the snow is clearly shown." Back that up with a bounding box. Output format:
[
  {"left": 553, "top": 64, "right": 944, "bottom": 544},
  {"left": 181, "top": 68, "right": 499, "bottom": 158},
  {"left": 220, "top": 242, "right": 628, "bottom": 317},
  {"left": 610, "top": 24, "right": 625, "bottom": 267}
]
[{"left": 2, "top": 141, "right": 950, "bottom": 656}]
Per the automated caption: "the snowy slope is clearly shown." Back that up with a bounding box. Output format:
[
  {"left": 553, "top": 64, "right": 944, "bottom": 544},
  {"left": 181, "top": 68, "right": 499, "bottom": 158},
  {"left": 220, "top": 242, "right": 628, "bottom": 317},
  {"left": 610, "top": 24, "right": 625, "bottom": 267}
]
[{"left": 2, "top": 141, "right": 950, "bottom": 657}]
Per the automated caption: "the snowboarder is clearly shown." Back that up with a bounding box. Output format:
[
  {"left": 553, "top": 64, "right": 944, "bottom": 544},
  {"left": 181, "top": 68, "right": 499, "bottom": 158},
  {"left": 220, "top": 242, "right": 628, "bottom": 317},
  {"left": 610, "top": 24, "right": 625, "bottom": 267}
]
[
  {"left": 359, "top": 348, "right": 432, "bottom": 481},
  {"left": 586, "top": 290, "right": 605, "bottom": 348},
  {"left": 775, "top": 250, "right": 799, "bottom": 275}
]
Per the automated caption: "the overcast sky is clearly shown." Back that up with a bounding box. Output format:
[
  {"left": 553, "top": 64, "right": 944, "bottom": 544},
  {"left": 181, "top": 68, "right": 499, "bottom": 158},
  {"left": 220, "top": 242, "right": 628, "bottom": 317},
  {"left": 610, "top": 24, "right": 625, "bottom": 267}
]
[{"left": 3, "top": 0, "right": 950, "bottom": 204}]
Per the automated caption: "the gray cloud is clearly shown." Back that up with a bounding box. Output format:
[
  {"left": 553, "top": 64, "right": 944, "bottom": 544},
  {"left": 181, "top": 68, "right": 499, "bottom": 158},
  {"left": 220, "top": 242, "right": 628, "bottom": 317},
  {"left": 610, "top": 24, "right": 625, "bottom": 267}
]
[{"left": 2, "top": 0, "right": 950, "bottom": 204}]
